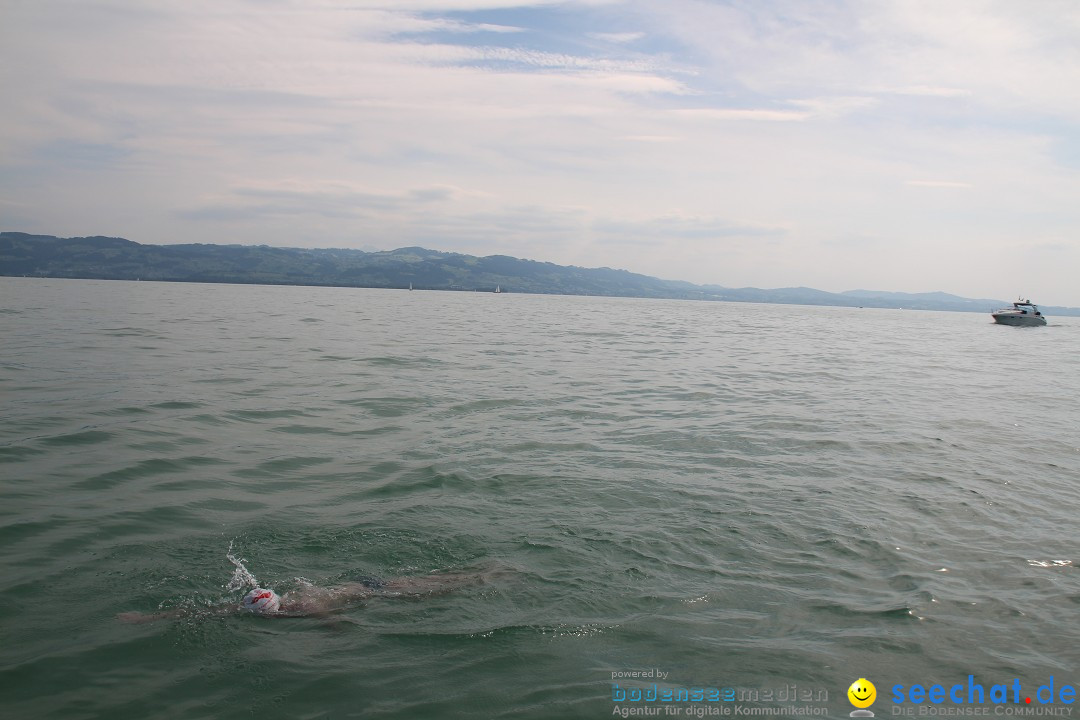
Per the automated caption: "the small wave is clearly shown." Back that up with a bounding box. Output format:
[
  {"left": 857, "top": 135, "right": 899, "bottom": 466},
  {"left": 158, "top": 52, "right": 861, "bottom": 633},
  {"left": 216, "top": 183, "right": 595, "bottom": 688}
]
[
  {"left": 40, "top": 429, "right": 114, "bottom": 447},
  {"left": 151, "top": 401, "right": 203, "bottom": 410},
  {"left": 269, "top": 424, "right": 396, "bottom": 437},
  {"left": 440, "top": 398, "right": 525, "bottom": 416},
  {"left": 359, "top": 465, "right": 478, "bottom": 499},
  {"left": 75, "top": 456, "right": 226, "bottom": 490},
  {"left": 233, "top": 455, "right": 333, "bottom": 479},
  {"left": 0, "top": 446, "right": 45, "bottom": 463},
  {"left": 89, "top": 406, "right": 153, "bottom": 417},
  {"left": 360, "top": 356, "right": 443, "bottom": 368},
  {"left": 226, "top": 409, "right": 308, "bottom": 421},
  {"left": 809, "top": 599, "right": 923, "bottom": 620},
  {"left": 335, "top": 396, "right": 427, "bottom": 418},
  {"left": 100, "top": 326, "right": 164, "bottom": 338},
  {"left": 180, "top": 413, "right": 232, "bottom": 426}
]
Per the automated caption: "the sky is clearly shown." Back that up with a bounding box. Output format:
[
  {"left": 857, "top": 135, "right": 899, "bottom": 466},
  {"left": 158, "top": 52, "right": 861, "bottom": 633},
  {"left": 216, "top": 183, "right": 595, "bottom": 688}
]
[{"left": 2, "top": 0, "right": 1079, "bottom": 305}]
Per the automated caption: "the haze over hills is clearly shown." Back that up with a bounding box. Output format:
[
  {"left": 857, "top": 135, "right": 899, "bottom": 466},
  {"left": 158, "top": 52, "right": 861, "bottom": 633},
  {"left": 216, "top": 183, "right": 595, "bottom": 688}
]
[{"left": 3, "top": 232, "right": 1077, "bottom": 315}]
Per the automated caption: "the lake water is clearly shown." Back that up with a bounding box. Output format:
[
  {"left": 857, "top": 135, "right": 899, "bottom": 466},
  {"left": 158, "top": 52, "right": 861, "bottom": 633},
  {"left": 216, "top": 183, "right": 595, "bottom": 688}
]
[{"left": 2, "top": 277, "right": 1078, "bottom": 719}]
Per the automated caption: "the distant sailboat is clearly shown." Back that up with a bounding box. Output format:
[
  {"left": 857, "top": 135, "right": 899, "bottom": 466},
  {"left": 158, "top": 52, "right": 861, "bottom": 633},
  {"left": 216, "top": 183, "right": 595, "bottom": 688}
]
[
  {"left": 409, "top": 282, "right": 413, "bottom": 291},
  {"left": 494, "top": 285, "right": 501, "bottom": 294}
]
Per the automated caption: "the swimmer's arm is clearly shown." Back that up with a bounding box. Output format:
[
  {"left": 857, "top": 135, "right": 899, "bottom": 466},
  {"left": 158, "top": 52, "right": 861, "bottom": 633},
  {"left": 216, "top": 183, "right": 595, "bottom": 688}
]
[
  {"left": 116, "top": 604, "right": 239, "bottom": 623},
  {"left": 378, "top": 571, "right": 486, "bottom": 596},
  {"left": 116, "top": 609, "right": 187, "bottom": 624}
]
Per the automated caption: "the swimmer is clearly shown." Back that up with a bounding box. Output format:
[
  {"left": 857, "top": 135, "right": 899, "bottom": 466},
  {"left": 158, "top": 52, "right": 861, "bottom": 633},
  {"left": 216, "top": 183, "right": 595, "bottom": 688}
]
[{"left": 117, "top": 570, "right": 489, "bottom": 623}]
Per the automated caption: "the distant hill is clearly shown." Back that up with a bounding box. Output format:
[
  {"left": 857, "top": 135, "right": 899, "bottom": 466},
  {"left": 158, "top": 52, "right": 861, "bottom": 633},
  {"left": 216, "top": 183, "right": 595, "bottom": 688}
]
[{"left": 2, "top": 232, "right": 1077, "bottom": 315}]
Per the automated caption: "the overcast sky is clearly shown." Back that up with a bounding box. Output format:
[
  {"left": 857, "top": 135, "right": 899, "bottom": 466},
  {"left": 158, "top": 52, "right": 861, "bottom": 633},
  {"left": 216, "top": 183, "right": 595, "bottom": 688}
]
[{"left": 2, "top": 0, "right": 1079, "bottom": 304}]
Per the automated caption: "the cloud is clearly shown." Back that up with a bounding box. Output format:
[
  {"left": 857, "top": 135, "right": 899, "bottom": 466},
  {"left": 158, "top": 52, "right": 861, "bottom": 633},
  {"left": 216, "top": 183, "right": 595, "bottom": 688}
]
[
  {"left": 667, "top": 97, "right": 876, "bottom": 126},
  {"left": 363, "top": 13, "right": 525, "bottom": 35},
  {"left": 593, "top": 215, "right": 786, "bottom": 242},
  {"left": 880, "top": 85, "right": 973, "bottom": 98},
  {"left": 669, "top": 108, "right": 811, "bottom": 122},
  {"left": 446, "top": 45, "right": 671, "bottom": 75},
  {"left": 408, "top": 185, "right": 467, "bottom": 202},
  {"left": 346, "top": 0, "right": 569, "bottom": 9},
  {"left": 588, "top": 31, "right": 646, "bottom": 44},
  {"left": 904, "top": 180, "right": 973, "bottom": 188},
  {"left": 619, "top": 135, "right": 679, "bottom": 143},
  {"left": 179, "top": 182, "right": 466, "bottom": 223},
  {"left": 789, "top": 96, "right": 878, "bottom": 118}
]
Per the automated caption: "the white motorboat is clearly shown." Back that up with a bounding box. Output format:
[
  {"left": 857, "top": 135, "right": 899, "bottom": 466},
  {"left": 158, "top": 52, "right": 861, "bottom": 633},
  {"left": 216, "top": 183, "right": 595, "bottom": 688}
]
[{"left": 991, "top": 299, "right": 1047, "bottom": 326}]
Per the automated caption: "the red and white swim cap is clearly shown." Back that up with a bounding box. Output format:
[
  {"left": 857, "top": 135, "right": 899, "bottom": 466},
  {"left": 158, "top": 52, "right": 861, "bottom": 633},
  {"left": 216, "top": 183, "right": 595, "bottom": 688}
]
[{"left": 241, "top": 588, "right": 281, "bottom": 614}]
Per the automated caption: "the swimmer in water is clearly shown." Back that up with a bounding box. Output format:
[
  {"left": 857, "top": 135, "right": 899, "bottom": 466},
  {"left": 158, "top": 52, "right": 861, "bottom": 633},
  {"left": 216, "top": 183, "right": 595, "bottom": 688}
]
[{"left": 117, "top": 570, "right": 489, "bottom": 623}]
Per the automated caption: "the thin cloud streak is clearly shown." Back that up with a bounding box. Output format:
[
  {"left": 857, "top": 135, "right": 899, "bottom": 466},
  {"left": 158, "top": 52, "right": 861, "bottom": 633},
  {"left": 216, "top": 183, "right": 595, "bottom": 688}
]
[{"left": 905, "top": 181, "right": 973, "bottom": 189}]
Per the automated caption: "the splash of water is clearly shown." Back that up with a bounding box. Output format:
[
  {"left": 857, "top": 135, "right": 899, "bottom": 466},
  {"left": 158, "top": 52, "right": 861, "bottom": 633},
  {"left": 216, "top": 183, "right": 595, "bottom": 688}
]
[
  {"left": 1027, "top": 559, "right": 1073, "bottom": 567},
  {"left": 225, "top": 541, "right": 259, "bottom": 592}
]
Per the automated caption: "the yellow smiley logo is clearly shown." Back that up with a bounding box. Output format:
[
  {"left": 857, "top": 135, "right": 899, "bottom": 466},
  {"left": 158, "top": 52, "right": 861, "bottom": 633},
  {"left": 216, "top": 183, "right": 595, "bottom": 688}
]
[{"left": 848, "top": 678, "right": 876, "bottom": 709}]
